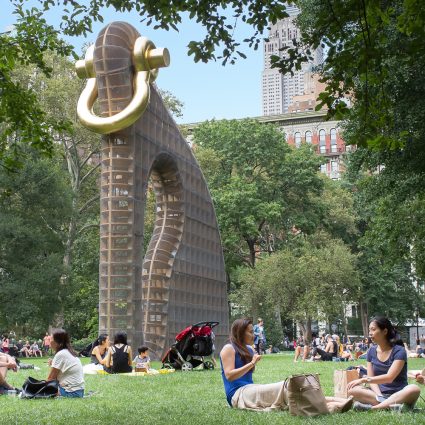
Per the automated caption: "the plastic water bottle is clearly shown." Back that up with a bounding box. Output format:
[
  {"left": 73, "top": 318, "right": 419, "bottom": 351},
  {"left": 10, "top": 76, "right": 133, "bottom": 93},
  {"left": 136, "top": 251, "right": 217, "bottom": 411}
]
[{"left": 7, "top": 389, "right": 17, "bottom": 397}]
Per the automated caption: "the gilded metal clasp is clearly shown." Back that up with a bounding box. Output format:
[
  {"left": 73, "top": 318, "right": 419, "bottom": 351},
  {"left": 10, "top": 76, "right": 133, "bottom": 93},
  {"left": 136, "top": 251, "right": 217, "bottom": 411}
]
[{"left": 75, "top": 37, "right": 170, "bottom": 134}]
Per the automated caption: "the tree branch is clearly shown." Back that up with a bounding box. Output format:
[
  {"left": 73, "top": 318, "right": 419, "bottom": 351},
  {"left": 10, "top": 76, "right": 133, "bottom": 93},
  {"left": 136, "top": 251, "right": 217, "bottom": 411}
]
[
  {"left": 80, "top": 162, "right": 100, "bottom": 185},
  {"left": 79, "top": 194, "right": 99, "bottom": 214},
  {"left": 80, "top": 149, "right": 100, "bottom": 170},
  {"left": 76, "top": 223, "right": 99, "bottom": 237}
]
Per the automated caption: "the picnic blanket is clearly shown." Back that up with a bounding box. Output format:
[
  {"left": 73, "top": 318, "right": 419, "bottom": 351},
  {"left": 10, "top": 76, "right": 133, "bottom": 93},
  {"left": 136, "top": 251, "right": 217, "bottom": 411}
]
[{"left": 94, "top": 368, "right": 174, "bottom": 376}]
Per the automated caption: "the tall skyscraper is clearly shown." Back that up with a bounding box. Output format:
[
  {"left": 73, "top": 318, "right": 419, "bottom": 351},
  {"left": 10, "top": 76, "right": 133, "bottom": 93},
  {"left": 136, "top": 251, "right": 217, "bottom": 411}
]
[{"left": 262, "top": 5, "right": 323, "bottom": 115}]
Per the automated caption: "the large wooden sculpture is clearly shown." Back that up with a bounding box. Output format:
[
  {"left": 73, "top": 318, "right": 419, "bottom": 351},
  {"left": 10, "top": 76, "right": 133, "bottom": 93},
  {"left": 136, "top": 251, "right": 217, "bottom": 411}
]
[{"left": 75, "top": 22, "right": 229, "bottom": 357}]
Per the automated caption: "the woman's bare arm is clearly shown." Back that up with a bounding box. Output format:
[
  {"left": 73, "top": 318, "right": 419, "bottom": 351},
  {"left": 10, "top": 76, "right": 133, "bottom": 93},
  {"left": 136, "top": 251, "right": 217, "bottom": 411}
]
[
  {"left": 220, "top": 344, "right": 260, "bottom": 382},
  {"left": 47, "top": 367, "right": 60, "bottom": 381}
]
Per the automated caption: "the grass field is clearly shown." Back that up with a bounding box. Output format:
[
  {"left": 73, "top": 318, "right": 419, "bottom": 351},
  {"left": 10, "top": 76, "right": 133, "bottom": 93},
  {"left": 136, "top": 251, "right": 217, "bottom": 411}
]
[{"left": 1, "top": 353, "right": 425, "bottom": 424}]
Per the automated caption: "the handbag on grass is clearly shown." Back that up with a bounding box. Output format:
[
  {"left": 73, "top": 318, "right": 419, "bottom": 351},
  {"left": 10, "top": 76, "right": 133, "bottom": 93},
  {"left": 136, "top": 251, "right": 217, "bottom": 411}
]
[
  {"left": 284, "top": 373, "right": 329, "bottom": 417},
  {"left": 21, "top": 377, "right": 59, "bottom": 399}
]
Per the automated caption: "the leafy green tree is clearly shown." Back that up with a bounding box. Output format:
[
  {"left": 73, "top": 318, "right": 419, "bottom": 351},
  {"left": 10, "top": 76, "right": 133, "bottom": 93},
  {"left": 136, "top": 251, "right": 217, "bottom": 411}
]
[
  {"left": 0, "top": 152, "right": 72, "bottom": 334},
  {"left": 11, "top": 51, "right": 102, "bottom": 326},
  {"left": 193, "top": 119, "right": 324, "bottom": 269},
  {"left": 63, "top": 225, "right": 99, "bottom": 339},
  {"left": 343, "top": 151, "right": 425, "bottom": 333},
  {"left": 279, "top": 0, "right": 425, "bottom": 328},
  {"left": 0, "top": 3, "right": 74, "bottom": 169},
  {"left": 233, "top": 233, "right": 360, "bottom": 343}
]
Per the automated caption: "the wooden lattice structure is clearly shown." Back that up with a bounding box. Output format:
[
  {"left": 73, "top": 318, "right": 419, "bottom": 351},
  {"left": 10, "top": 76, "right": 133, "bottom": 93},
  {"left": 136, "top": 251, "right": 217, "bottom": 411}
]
[{"left": 76, "top": 22, "right": 229, "bottom": 357}]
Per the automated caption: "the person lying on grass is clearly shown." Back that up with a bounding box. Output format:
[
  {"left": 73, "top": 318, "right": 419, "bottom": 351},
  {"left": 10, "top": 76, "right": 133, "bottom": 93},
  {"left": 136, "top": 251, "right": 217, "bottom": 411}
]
[
  {"left": 47, "top": 329, "right": 85, "bottom": 398},
  {"left": 347, "top": 316, "right": 420, "bottom": 411},
  {"left": 220, "top": 318, "right": 353, "bottom": 413}
]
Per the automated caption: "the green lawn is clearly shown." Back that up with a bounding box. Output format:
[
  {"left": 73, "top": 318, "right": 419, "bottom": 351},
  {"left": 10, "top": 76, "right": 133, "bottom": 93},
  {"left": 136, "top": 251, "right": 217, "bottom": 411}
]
[{"left": 1, "top": 353, "right": 425, "bottom": 424}]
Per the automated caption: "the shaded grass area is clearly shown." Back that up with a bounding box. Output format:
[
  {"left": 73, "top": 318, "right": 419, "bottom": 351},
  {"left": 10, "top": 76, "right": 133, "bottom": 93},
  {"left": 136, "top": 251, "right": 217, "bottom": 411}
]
[{"left": 1, "top": 353, "right": 425, "bottom": 424}]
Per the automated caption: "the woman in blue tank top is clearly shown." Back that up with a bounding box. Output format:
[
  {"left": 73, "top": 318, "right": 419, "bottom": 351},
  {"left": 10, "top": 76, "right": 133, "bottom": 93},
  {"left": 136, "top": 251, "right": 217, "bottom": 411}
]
[
  {"left": 347, "top": 317, "right": 421, "bottom": 411},
  {"left": 220, "top": 318, "right": 354, "bottom": 412}
]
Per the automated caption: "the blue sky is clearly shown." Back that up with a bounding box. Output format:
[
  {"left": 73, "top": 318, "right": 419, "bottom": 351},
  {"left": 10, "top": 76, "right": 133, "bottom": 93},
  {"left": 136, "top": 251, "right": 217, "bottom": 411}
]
[{"left": 1, "top": 2, "right": 265, "bottom": 124}]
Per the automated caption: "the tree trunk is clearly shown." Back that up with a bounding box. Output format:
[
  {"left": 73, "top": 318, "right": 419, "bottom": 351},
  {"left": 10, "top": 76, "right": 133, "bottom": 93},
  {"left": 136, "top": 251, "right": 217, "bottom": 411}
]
[
  {"left": 54, "top": 194, "right": 78, "bottom": 328},
  {"left": 305, "top": 317, "right": 312, "bottom": 343},
  {"left": 273, "top": 306, "right": 284, "bottom": 344},
  {"left": 246, "top": 238, "right": 257, "bottom": 268},
  {"left": 297, "top": 321, "right": 306, "bottom": 339},
  {"left": 342, "top": 306, "right": 348, "bottom": 340},
  {"left": 359, "top": 301, "right": 369, "bottom": 337}
]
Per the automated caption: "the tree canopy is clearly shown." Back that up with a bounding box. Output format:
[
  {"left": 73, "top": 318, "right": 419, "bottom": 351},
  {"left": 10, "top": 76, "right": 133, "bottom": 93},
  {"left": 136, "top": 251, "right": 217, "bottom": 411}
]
[{"left": 193, "top": 119, "right": 324, "bottom": 268}]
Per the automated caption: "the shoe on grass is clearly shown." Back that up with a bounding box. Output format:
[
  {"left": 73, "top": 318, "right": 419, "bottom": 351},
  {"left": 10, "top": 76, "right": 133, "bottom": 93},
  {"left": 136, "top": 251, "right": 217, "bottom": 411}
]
[
  {"left": 353, "top": 401, "right": 372, "bottom": 411},
  {"left": 340, "top": 396, "right": 354, "bottom": 413}
]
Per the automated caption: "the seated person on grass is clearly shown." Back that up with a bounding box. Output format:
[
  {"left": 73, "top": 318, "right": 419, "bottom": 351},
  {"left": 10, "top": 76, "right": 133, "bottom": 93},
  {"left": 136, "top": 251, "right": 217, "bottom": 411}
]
[
  {"left": 293, "top": 335, "right": 309, "bottom": 362},
  {"left": 20, "top": 341, "right": 31, "bottom": 358},
  {"left": 404, "top": 340, "right": 425, "bottom": 358},
  {"left": 104, "top": 332, "right": 133, "bottom": 374},
  {"left": 340, "top": 344, "right": 354, "bottom": 361},
  {"left": 314, "top": 334, "right": 338, "bottom": 361},
  {"left": 133, "top": 346, "right": 152, "bottom": 371},
  {"left": 220, "top": 318, "right": 353, "bottom": 413},
  {"left": 0, "top": 352, "right": 17, "bottom": 394},
  {"left": 91, "top": 334, "right": 110, "bottom": 366},
  {"left": 30, "top": 341, "right": 42, "bottom": 357},
  {"left": 47, "top": 329, "right": 84, "bottom": 398},
  {"left": 347, "top": 317, "right": 420, "bottom": 411}
]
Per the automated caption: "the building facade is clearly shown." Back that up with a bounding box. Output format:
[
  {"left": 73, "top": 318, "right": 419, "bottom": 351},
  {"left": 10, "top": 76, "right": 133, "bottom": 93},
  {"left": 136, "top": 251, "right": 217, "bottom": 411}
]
[
  {"left": 262, "top": 5, "right": 324, "bottom": 115},
  {"left": 257, "top": 111, "right": 352, "bottom": 180}
]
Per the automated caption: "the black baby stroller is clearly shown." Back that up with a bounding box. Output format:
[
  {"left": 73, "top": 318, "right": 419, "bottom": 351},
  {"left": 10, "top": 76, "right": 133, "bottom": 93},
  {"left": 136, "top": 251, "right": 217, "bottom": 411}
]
[{"left": 161, "top": 321, "right": 218, "bottom": 371}]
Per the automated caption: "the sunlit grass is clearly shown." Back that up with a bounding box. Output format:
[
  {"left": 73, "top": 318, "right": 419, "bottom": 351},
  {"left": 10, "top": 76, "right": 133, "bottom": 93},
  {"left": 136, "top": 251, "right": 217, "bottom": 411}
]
[{"left": 1, "top": 353, "right": 424, "bottom": 424}]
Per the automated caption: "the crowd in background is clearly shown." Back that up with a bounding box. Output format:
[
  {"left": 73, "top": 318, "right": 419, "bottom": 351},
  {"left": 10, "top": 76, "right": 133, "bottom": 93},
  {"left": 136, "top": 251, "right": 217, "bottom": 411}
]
[{"left": 1, "top": 332, "right": 52, "bottom": 357}]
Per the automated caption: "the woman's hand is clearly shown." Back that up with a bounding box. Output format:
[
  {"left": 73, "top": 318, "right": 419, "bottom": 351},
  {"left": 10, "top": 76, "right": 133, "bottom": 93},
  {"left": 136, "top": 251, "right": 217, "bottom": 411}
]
[
  {"left": 6, "top": 358, "right": 17, "bottom": 370},
  {"left": 347, "top": 378, "right": 364, "bottom": 390},
  {"left": 252, "top": 353, "right": 262, "bottom": 365},
  {"left": 47, "top": 358, "right": 52, "bottom": 366},
  {"left": 415, "top": 374, "right": 425, "bottom": 385}
]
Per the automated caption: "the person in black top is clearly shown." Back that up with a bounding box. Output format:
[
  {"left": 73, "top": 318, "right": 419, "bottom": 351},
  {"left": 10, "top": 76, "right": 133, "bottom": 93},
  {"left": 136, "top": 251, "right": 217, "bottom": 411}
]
[
  {"left": 315, "top": 334, "right": 338, "bottom": 361},
  {"left": 104, "top": 332, "right": 133, "bottom": 373}
]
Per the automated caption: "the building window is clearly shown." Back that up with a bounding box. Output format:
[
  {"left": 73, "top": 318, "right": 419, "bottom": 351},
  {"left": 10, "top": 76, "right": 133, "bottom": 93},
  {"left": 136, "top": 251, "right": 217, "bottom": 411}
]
[
  {"left": 320, "top": 164, "right": 327, "bottom": 174},
  {"left": 331, "top": 161, "right": 339, "bottom": 179},
  {"left": 294, "top": 132, "right": 301, "bottom": 148},
  {"left": 330, "top": 128, "right": 337, "bottom": 153},
  {"left": 319, "top": 129, "right": 326, "bottom": 153},
  {"left": 305, "top": 131, "right": 312, "bottom": 144}
]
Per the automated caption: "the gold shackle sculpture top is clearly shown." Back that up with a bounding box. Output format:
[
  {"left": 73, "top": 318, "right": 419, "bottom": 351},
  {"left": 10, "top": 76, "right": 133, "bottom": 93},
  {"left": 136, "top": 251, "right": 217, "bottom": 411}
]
[{"left": 75, "top": 37, "right": 170, "bottom": 134}]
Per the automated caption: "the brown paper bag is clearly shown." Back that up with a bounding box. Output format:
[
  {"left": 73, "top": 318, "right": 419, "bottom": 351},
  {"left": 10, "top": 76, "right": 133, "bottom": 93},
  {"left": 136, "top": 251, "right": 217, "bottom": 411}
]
[{"left": 333, "top": 369, "right": 359, "bottom": 398}]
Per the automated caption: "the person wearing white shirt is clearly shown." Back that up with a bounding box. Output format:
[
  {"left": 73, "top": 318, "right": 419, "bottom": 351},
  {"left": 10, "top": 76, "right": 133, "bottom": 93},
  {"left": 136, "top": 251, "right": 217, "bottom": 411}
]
[{"left": 47, "top": 329, "right": 84, "bottom": 398}]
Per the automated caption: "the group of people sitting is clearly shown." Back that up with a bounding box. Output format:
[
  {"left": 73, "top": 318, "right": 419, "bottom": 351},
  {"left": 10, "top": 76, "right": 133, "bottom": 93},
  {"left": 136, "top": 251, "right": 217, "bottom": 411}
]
[
  {"left": 86, "top": 331, "right": 155, "bottom": 375},
  {"left": 1, "top": 333, "right": 52, "bottom": 358},
  {"left": 404, "top": 338, "right": 425, "bottom": 358},
  {"left": 293, "top": 333, "right": 372, "bottom": 362},
  {"left": 220, "top": 316, "right": 423, "bottom": 413},
  {"left": 0, "top": 329, "right": 155, "bottom": 398},
  {"left": 2, "top": 316, "right": 424, "bottom": 413},
  {"left": 0, "top": 329, "right": 85, "bottom": 398}
]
